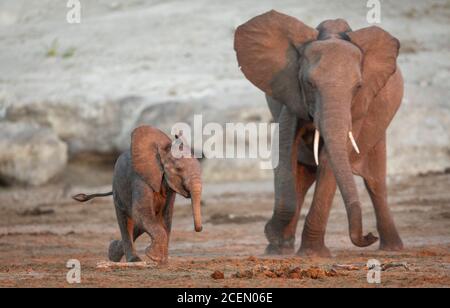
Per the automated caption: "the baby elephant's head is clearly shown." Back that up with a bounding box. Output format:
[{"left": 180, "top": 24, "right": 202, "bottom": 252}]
[{"left": 131, "top": 126, "right": 203, "bottom": 232}]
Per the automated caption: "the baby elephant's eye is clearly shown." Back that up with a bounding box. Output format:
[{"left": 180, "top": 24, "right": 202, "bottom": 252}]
[{"left": 307, "top": 80, "right": 315, "bottom": 89}]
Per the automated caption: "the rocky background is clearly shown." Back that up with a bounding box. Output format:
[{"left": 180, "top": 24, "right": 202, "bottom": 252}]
[{"left": 0, "top": 0, "right": 449, "bottom": 186}]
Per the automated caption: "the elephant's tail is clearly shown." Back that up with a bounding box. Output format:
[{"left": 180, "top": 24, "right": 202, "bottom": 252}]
[{"left": 72, "top": 192, "right": 113, "bottom": 203}]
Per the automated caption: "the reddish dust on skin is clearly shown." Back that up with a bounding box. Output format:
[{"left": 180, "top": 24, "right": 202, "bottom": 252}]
[{"left": 0, "top": 166, "right": 449, "bottom": 287}]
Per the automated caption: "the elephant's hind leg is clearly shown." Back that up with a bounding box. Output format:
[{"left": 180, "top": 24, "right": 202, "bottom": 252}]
[
  {"left": 363, "top": 136, "right": 403, "bottom": 251},
  {"left": 112, "top": 198, "right": 142, "bottom": 262},
  {"left": 108, "top": 226, "right": 144, "bottom": 262},
  {"left": 281, "top": 164, "right": 316, "bottom": 253},
  {"left": 108, "top": 240, "right": 124, "bottom": 262}
]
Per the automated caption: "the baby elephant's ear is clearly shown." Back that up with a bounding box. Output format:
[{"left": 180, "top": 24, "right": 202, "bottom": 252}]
[{"left": 131, "top": 126, "right": 171, "bottom": 192}]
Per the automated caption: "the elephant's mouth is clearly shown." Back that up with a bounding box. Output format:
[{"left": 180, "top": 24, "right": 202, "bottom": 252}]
[{"left": 312, "top": 129, "right": 360, "bottom": 166}]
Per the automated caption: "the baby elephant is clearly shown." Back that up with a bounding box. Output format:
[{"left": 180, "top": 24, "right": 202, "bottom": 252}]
[{"left": 72, "top": 125, "right": 203, "bottom": 264}]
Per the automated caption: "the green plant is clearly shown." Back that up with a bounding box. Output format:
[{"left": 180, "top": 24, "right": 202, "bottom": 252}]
[
  {"left": 44, "top": 39, "right": 76, "bottom": 59},
  {"left": 45, "top": 39, "right": 59, "bottom": 57},
  {"left": 62, "top": 47, "right": 77, "bottom": 58}
]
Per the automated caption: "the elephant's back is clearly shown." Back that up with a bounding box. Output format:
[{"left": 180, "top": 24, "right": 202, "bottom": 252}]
[{"left": 112, "top": 150, "right": 133, "bottom": 208}]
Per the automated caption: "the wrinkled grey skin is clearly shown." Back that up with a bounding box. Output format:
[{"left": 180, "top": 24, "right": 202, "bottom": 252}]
[
  {"left": 265, "top": 78, "right": 403, "bottom": 256},
  {"left": 73, "top": 130, "right": 203, "bottom": 265},
  {"left": 235, "top": 11, "right": 404, "bottom": 256},
  {"left": 107, "top": 148, "right": 202, "bottom": 264},
  {"left": 108, "top": 150, "right": 174, "bottom": 264}
]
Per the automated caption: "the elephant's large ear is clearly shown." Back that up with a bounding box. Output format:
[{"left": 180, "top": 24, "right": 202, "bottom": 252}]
[
  {"left": 131, "top": 125, "right": 171, "bottom": 192},
  {"left": 347, "top": 26, "right": 400, "bottom": 116},
  {"left": 234, "top": 10, "right": 318, "bottom": 119}
]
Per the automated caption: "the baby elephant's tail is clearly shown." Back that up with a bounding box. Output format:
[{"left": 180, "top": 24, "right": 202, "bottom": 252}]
[{"left": 72, "top": 192, "right": 113, "bottom": 203}]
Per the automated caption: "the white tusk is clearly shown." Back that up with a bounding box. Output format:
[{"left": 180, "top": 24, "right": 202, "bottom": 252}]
[
  {"left": 349, "top": 131, "right": 360, "bottom": 154},
  {"left": 314, "top": 129, "right": 320, "bottom": 165}
]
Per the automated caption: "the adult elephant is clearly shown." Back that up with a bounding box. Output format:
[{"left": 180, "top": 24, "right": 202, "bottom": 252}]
[{"left": 234, "top": 10, "right": 404, "bottom": 256}]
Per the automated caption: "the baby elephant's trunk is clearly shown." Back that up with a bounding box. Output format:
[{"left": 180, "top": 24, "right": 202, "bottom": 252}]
[{"left": 190, "top": 182, "right": 203, "bottom": 232}]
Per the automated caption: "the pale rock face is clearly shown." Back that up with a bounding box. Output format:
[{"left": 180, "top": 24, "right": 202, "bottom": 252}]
[
  {"left": 0, "top": 0, "right": 448, "bottom": 184},
  {"left": 0, "top": 122, "right": 68, "bottom": 186},
  {"left": 6, "top": 100, "right": 123, "bottom": 155},
  {"left": 387, "top": 84, "right": 450, "bottom": 176}
]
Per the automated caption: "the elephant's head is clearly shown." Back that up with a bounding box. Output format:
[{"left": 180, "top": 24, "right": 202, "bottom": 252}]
[
  {"left": 131, "top": 126, "right": 203, "bottom": 232},
  {"left": 234, "top": 11, "right": 400, "bottom": 247}
]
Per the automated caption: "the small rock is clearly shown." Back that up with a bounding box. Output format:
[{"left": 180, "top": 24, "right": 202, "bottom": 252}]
[
  {"left": 332, "top": 264, "right": 361, "bottom": 271},
  {"left": 19, "top": 207, "right": 55, "bottom": 216},
  {"left": 211, "top": 270, "right": 225, "bottom": 280},
  {"left": 381, "top": 262, "right": 410, "bottom": 271},
  {"left": 302, "top": 267, "right": 324, "bottom": 279},
  {"left": 96, "top": 261, "right": 155, "bottom": 269},
  {"left": 247, "top": 256, "right": 258, "bottom": 262},
  {"left": 262, "top": 270, "right": 277, "bottom": 278}
]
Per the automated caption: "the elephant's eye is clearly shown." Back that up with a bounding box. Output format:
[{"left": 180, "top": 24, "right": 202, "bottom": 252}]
[{"left": 353, "top": 83, "right": 362, "bottom": 95}]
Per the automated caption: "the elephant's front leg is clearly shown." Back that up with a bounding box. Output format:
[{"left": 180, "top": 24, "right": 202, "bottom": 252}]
[
  {"left": 363, "top": 136, "right": 403, "bottom": 251},
  {"left": 265, "top": 107, "right": 303, "bottom": 254},
  {"left": 132, "top": 181, "right": 169, "bottom": 265},
  {"left": 298, "top": 154, "right": 336, "bottom": 257},
  {"left": 143, "top": 222, "right": 169, "bottom": 265},
  {"left": 146, "top": 195, "right": 175, "bottom": 263}
]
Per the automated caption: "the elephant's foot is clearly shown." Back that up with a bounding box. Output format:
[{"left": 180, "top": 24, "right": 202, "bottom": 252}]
[
  {"left": 109, "top": 240, "right": 142, "bottom": 263},
  {"left": 108, "top": 240, "right": 124, "bottom": 262},
  {"left": 264, "top": 243, "right": 295, "bottom": 255},
  {"left": 298, "top": 241, "right": 332, "bottom": 258},
  {"left": 378, "top": 227, "right": 404, "bottom": 251},
  {"left": 126, "top": 255, "right": 142, "bottom": 263},
  {"left": 145, "top": 244, "right": 168, "bottom": 265},
  {"left": 379, "top": 238, "right": 404, "bottom": 251},
  {"left": 264, "top": 219, "right": 295, "bottom": 255},
  {"left": 297, "top": 246, "right": 332, "bottom": 258}
]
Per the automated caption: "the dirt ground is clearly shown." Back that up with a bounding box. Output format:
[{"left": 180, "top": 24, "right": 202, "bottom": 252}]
[{"left": 0, "top": 161, "right": 449, "bottom": 288}]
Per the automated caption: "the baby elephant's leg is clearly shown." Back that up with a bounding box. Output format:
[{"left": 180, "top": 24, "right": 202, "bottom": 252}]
[
  {"left": 132, "top": 182, "right": 169, "bottom": 265},
  {"left": 113, "top": 198, "right": 142, "bottom": 262},
  {"left": 163, "top": 193, "right": 176, "bottom": 240},
  {"left": 108, "top": 226, "right": 144, "bottom": 262},
  {"left": 108, "top": 240, "right": 124, "bottom": 262},
  {"left": 144, "top": 223, "right": 168, "bottom": 264}
]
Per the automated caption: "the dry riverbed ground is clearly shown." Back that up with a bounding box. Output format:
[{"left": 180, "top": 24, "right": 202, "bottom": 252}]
[{"left": 0, "top": 162, "right": 449, "bottom": 288}]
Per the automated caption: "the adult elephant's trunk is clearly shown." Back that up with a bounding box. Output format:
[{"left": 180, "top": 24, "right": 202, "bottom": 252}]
[
  {"left": 318, "top": 99, "right": 377, "bottom": 247},
  {"left": 190, "top": 181, "right": 203, "bottom": 232}
]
